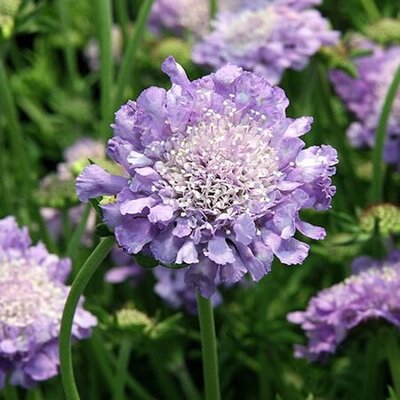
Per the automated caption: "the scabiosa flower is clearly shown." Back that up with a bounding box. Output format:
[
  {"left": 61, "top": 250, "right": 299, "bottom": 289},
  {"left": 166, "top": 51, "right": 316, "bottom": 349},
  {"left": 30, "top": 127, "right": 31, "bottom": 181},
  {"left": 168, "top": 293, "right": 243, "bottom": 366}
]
[
  {"left": 77, "top": 57, "right": 337, "bottom": 297},
  {"left": 0, "top": 217, "right": 96, "bottom": 388},
  {"left": 288, "top": 251, "right": 400, "bottom": 361},
  {"left": 330, "top": 44, "right": 400, "bottom": 168},
  {"left": 192, "top": 0, "right": 339, "bottom": 85}
]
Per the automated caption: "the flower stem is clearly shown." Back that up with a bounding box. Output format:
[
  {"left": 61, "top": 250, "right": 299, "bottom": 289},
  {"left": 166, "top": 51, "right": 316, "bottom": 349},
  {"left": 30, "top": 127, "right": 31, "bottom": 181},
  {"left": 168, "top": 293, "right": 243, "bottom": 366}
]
[
  {"left": 97, "top": 0, "right": 114, "bottom": 140},
  {"left": 147, "top": 345, "right": 181, "bottom": 400},
  {"left": 0, "top": 59, "right": 32, "bottom": 214},
  {"left": 384, "top": 329, "right": 400, "bottom": 397},
  {"left": 360, "top": 0, "right": 380, "bottom": 20},
  {"left": 60, "top": 236, "right": 115, "bottom": 400},
  {"left": 3, "top": 383, "right": 18, "bottom": 400},
  {"left": 114, "top": 0, "right": 154, "bottom": 109},
  {"left": 370, "top": 65, "right": 400, "bottom": 204},
  {"left": 113, "top": 337, "right": 132, "bottom": 400},
  {"left": 66, "top": 204, "right": 92, "bottom": 269},
  {"left": 196, "top": 292, "right": 221, "bottom": 400},
  {"left": 56, "top": 0, "right": 79, "bottom": 87},
  {"left": 209, "top": 0, "right": 218, "bottom": 19},
  {"left": 89, "top": 332, "right": 155, "bottom": 400}
]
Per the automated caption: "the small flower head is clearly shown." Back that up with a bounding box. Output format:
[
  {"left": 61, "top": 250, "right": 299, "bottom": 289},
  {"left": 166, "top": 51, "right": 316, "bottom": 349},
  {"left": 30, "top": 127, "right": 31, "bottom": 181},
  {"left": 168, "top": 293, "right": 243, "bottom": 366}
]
[
  {"left": 330, "top": 43, "right": 400, "bottom": 169},
  {"left": 0, "top": 217, "right": 96, "bottom": 388},
  {"left": 193, "top": 0, "right": 339, "bottom": 84},
  {"left": 77, "top": 57, "right": 337, "bottom": 297},
  {"left": 288, "top": 251, "right": 400, "bottom": 361}
]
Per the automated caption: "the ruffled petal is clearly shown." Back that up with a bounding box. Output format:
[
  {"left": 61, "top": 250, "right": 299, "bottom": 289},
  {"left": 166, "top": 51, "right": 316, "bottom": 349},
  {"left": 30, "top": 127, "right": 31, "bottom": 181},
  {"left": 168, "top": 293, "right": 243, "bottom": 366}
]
[
  {"left": 176, "top": 240, "right": 199, "bottom": 264},
  {"left": 296, "top": 220, "right": 326, "bottom": 240},
  {"left": 185, "top": 258, "right": 218, "bottom": 298},
  {"left": 148, "top": 204, "right": 175, "bottom": 223},
  {"left": 76, "top": 165, "right": 128, "bottom": 202},
  {"left": 205, "top": 237, "right": 235, "bottom": 265},
  {"left": 115, "top": 217, "right": 157, "bottom": 254},
  {"left": 262, "top": 231, "right": 309, "bottom": 265},
  {"left": 233, "top": 214, "right": 256, "bottom": 245}
]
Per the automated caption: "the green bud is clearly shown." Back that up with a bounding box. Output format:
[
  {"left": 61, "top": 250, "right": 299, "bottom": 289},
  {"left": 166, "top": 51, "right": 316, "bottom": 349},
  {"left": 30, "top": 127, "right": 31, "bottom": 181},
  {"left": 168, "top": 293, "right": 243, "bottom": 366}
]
[
  {"left": 360, "top": 204, "right": 400, "bottom": 237},
  {"left": 116, "top": 307, "right": 153, "bottom": 334},
  {"left": 35, "top": 175, "right": 78, "bottom": 209},
  {"left": 0, "top": 0, "right": 21, "bottom": 38},
  {"left": 364, "top": 19, "right": 400, "bottom": 45}
]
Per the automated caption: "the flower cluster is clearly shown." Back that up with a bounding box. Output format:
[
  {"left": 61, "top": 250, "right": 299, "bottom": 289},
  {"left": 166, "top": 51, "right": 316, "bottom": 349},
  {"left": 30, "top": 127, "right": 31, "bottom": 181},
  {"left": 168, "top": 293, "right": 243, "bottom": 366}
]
[
  {"left": 330, "top": 44, "right": 400, "bottom": 169},
  {"left": 192, "top": 0, "right": 339, "bottom": 84},
  {"left": 0, "top": 217, "right": 96, "bottom": 388},
  {"left": 77, "top": 57, "right": 337, "bottom": 298},
  {"left": 288, "top": 251, "right": 400, "bottom": 361}
]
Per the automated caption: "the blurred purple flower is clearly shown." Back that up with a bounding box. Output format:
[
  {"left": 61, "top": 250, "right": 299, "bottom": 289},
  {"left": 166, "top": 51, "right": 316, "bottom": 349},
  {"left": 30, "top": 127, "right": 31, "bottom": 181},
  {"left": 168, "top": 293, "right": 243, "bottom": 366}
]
[
  {"left": 77, "top": 57, "right": 337, "bottom": 298},
  {"left": 154, "top": 267, "right": 222, "bottom": 314},
  {"left": 288, "top": 251, "right": 400, "bottom": 361},
  {"left": 0, "top": 217, "right": 96, "bottom": 388},
  {"left": 330, "top": 44, "right": 400, "bottom": 169},
  {"left": 40, "top": 137, "right": 104, "bottom": 244},
  {"left": 192, "top": 0, "right": 339, "bottom": 84},
  {"left": 105, "top": 247, "right": 145, "bottom": 284}
]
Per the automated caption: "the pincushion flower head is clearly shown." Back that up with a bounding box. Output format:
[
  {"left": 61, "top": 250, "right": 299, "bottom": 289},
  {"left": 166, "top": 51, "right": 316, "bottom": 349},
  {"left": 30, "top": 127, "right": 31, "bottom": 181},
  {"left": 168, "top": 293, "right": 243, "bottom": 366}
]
[
  {"left": 330, "top": 44, "right": 400, "bottom": 168},
  {"left": 192, "top": 0, "right": 339, "bottom": 85},
  {"left": 288, "top": 251, "right": 400, "bottom": 361},
  {"left": 0, "top": 217, "right": 96, "bottom": 388},
  {"left": 77, "top": 56, "right": 338, "bottom": 297}
]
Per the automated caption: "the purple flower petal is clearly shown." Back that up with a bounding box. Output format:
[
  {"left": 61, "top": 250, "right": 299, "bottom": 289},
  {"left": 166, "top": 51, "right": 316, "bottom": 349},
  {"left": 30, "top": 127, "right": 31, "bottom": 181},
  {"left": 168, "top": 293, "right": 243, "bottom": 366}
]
[{"left": 76, "top": 165, "right": 128, "bottom": 202}]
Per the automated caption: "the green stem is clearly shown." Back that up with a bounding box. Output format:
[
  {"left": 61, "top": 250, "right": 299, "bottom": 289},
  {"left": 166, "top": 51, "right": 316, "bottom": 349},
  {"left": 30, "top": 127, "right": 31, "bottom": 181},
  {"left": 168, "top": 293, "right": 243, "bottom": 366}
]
[
  {"left": 60, "top": 236, "right": 115, "bottom": 400},
  {"left": 209, "top": 0, "right": 217, "bottom": 19},
  {"left": 114, "top": 0, "right": 153, "bottom": 108},
  {"left": 196, "top": 292, "right": 221, "bottom": 400},
  {"left": 97, "top": 0, "right": 114, "bottom": 139},
  {"left": 148, "top": 346, "right": 181, "bottom": 400},
  {"left": 89, "top": 330, "right": 155, "bottom": 400},
  {"left": 3, "top": 383, "right": 18, "bottom": 400},
  {"left": 56, "top": 0, "right": 79, "bottom": 86},
  {"left": 113, "top": 337, "right": 132, "bottom": 400},
  {"left": 31, "top": 206, "right": 57, "bottom": 253},
  {"left": 370, "top": 65, "right": 400, "bottom": 204},
  {"left": 66, "top": 204, "right": 92, "bottom": 268},
  {"left": 115, "top": 0, "right": 129, "bottom": 44},
  {"left": 360, "top": 0, "right": 380, "bottom": 20},
  {"left": 0, "top": 59, "right": 32, "bottom": 210},
  {"left": 384, "top": 330, "right": 400, "bottom": 397},
  {"left": 174, "top": 355, "right": 201, "bottom": 400}
]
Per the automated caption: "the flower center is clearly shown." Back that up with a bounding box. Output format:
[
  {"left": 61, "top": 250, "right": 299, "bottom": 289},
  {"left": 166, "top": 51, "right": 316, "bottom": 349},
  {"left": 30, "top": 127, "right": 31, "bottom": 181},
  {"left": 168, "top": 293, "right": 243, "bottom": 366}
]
[
  {"left": 156, "top": 98, "right": 280, "bottom": 218},
  {"left": 219, "top": 5, "right": 277, "bottom": 53},
  {"left": 0, "top": 258, "right": 65, "bottom": 327}
]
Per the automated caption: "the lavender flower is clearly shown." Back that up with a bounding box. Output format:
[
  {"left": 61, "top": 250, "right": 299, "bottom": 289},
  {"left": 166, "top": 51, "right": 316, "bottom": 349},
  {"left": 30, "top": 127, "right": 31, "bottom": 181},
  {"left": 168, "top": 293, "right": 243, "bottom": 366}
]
[
  {"left": 77, "top": 57, "right": 337, "bottom": 297},
  {"left": 0, "top": 217, "right": 96, "bottom": 388},
  {"left": 330, "top": 44, "right": 400, "bottom": 168},
  {"left": 288, "top": 251, "right": 400, "bottom": 361},
  {"left": 192, "top": 0, "right": 339, "bottom": 85}
]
